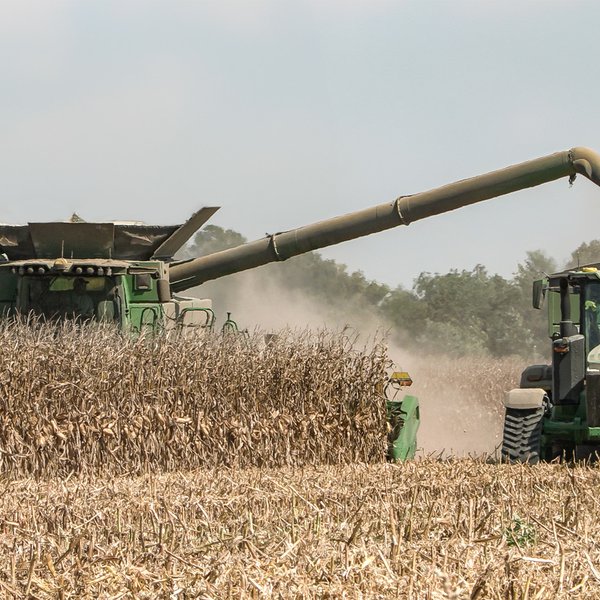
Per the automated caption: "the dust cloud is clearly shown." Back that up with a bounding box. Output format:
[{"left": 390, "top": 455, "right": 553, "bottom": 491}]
[
  {"left": 186, "top": 269, "right": 522, "bottom": 458},
  {"left": 390, "top": 345, "right": 520, "bottom": 456},
  {"left": 196, "top": 272, "right": 338, "bottom": 331},
  {"left": 188, "top": 267, "right": 390, "bottom": 335}
]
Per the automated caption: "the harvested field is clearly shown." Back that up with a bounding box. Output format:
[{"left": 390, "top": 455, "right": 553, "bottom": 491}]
[
  {"left": 1, "top": 460, "right": 599, "bottom": 598},
  {"left": 0, "top": 321, "right": 389, "bottom": 477}
]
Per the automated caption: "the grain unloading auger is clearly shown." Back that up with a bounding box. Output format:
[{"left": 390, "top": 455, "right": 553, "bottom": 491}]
[
  {"left": 0, "top": 146, "right": 599, "bottom": 460},
  {"left": 168, "top": 147, "right": 600, "bottom": 289}
]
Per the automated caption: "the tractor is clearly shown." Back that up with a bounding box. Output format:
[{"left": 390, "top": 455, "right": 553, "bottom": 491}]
[{"left": 502, "top": 265, "right": 600, "bottom": 462}]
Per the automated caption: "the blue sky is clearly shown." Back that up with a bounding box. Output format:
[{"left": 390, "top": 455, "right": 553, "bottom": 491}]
[{"left": 1, "top": 1, "right": 599, "bottom": 288}]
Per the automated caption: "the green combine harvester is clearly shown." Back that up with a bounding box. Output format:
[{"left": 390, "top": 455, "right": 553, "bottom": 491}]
[{"left": 0, "top": 146, "right": 599, "bottom": 460}]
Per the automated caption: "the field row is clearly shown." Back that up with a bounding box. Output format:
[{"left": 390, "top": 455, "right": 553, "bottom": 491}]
[{"left": 0, "top": 460, "right": 599, "bottom": 598}]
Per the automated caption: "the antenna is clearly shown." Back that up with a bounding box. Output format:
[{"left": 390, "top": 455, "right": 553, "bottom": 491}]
[{"left": 61, "top": 240, "right": 64, "bottom": 258}]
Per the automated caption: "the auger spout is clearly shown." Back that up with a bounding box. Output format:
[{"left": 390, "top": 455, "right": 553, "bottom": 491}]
[{"left": 168, "top": 147, "right": 600, "bottom": 293}]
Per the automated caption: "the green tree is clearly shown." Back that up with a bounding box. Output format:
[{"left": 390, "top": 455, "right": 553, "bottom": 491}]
[
  {"left": 186, "top": 224, "right": 246, "bottom": 256},
  {"left": 412, "top": 266, "right": 530, "bottom": 357},
  {"left": 380, "top": 287, "right": 427, "bottom": 340},
  {"left": 566, "top": 240, "right": 600, "bottom": 269},
  {"left": 513, "top": 250, "right": 557, "bottom": 351}
]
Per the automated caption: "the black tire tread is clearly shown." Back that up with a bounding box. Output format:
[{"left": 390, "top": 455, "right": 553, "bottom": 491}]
[{"left": 501, "top": 406, "right": 544, "bottom": 464}]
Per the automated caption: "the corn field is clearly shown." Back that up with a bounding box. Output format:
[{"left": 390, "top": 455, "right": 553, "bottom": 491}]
[
  {"left": 0, "top": 320, "right": 389, "bottom": 477},
  {"left": 1, "top": 320, "right": 597, "bottom": 598}
]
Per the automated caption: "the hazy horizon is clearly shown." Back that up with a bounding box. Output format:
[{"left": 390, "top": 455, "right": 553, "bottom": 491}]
[{"left": 1, "top": 1, "right": 599, "bottom": 288}]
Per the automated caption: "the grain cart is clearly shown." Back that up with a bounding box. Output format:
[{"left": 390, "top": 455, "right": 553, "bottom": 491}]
[
  {"left": 0, "top": 146, "right": 598, "bottom": 459},
  {"left": 501, "top": 264, "right": 600, "bottom": 462}
]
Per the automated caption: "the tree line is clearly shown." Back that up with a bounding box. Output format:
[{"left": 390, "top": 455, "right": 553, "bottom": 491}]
[{"left": 184, "top": 226, "right": 600, "bottom": 358}]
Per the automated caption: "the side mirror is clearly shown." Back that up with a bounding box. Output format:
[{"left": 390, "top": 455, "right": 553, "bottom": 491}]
[{"left": 532, "top": 279, "right": 546, "bottom": 309}]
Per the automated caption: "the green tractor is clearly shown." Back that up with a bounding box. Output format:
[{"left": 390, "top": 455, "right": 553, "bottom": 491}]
[
  {"left": 0, "top": 146, "right": 599, "bottom": 460},
  {"left": 501, "top": 266, "right": 600, "bottom": 462}
]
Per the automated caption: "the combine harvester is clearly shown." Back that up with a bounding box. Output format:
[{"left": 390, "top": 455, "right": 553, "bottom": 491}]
[{"left": 0, "top": 147, "right": 598, "bottom": 460}]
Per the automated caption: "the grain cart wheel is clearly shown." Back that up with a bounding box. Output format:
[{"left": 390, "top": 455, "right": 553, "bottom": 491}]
[{"left": 500, "top": 389, "right": 547, "bottom": 464}]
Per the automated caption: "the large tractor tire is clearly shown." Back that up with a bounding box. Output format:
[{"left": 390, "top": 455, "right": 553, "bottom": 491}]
[{"left": 500, "top": 406, "right": 544, "bottom": 463}]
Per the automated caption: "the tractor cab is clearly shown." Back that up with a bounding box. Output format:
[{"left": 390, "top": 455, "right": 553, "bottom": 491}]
[{"left": 540, "top": 266, "right": 600, "bottom": 364}]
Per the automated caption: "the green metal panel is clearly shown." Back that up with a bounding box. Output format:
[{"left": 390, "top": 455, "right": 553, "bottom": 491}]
[
  {"left": 121, "top": 266, "right": 161, "bottom": 303},
  {"left": 119, "top": 269, "right": 163, "bottom": 332},
  {"left": 542, "top": 391, "right": 600, "bottom": 445},
  {"left": 128, "top": 304, "right": 162, "bottom": 332},
  {"left": 387, "top": 395, "right": 420, "bottom": 460}
]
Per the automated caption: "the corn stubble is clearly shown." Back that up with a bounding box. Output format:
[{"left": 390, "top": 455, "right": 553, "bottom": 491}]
[{"left": 2, "top": 462, "right": 600, "bottom": 598}]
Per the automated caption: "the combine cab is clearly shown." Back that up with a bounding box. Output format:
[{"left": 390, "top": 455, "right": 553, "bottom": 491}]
[{"left": 0, "top": 212, "right": 223, "bottom": 333}]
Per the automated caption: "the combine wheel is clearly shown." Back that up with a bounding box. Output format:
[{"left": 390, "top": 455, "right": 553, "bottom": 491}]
[{"left": 501, "top": 406, "right": 544, "bottom": 464}]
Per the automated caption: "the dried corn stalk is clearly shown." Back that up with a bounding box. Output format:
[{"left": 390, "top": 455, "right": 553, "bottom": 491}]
[{"left": 0, "top": 320, "right": 389, "bottom": 476}]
